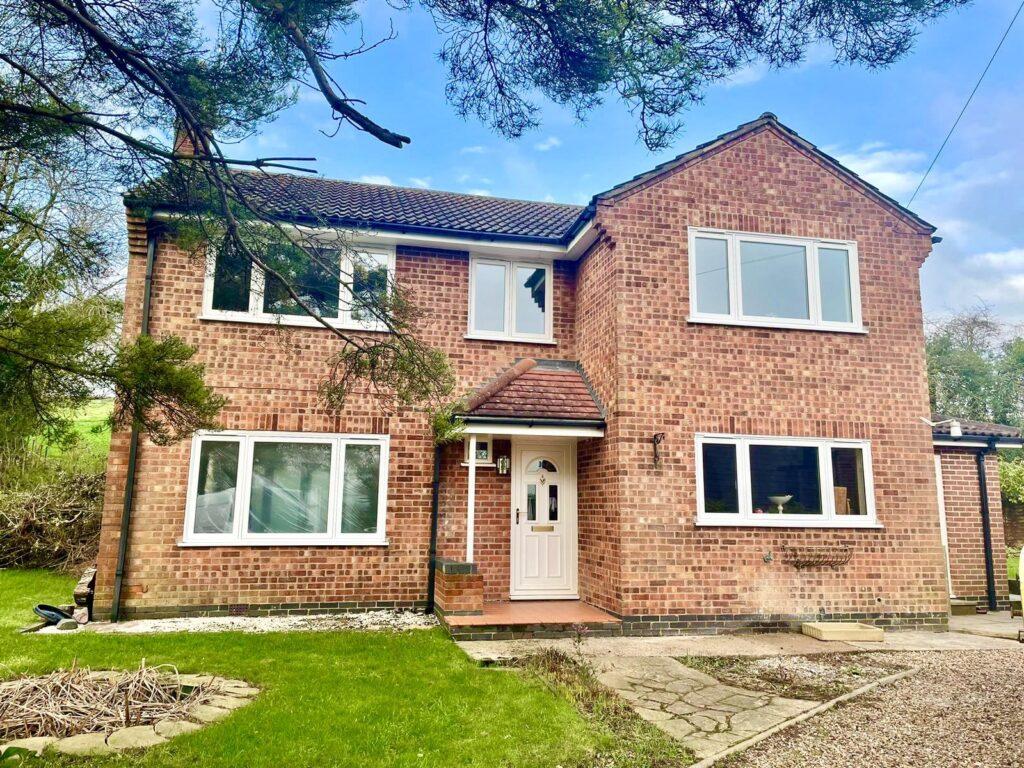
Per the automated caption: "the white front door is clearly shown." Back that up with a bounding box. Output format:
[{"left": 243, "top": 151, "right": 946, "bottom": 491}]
[{"left": 510, "top": 440, "right": 578, "bottom": 599}]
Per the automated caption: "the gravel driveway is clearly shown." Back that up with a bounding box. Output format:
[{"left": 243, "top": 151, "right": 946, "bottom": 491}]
[{"left": 730, "top": 650, "right": 1024, "bottom": 768}]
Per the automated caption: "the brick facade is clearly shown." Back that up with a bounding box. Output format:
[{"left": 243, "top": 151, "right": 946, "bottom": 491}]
[
  {"left": 936, "top": 446, "right": 1011, "bottom": 607},
  {"left": 97, "top": 121, "right": 950, "bottom": 631}
]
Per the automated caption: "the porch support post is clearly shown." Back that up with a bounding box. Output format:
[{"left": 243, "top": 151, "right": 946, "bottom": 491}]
[{"left": 467, "top": 435, "right": 477, "bottom": 563}]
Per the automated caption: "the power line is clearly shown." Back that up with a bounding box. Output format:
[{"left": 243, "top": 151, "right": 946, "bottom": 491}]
[{"left": 907, "top": 0, "right": 1024, "bottom": 206}]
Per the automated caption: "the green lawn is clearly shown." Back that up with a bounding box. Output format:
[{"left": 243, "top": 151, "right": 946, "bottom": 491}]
[{"left": 0, "top": 570, "right": 609, "bottom": 767}]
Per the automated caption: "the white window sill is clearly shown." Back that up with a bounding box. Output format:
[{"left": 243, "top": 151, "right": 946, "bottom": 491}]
[
  {"left": 464, "top": 333, "right": 557, "bottom": 345},
  {"left": 461, "top": 461, "right": 496, "bottom": 468},
  {"left": 696, "top": 516, "right": 882, "bottom": 529},
  {"left": 687, "top": 316, "right": 867, "bottom": 334},
  {"left": 199, "top": 312, "right": 388, "bottom": 333},
  {"left": 178, "top": 537, "right": 389, "bottom": 548}
]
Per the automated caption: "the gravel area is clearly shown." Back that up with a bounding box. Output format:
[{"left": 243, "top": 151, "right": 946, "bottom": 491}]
[
  {"left": 729, "top": 650, "right": 1024, "bottom": 768},
  {"left": 55, "top": 610, "right": 438, "bottom": 635}
]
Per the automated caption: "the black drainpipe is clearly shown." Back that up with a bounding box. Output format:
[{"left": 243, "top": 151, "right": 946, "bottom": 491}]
[
  {"left": 424, "top": 444, "right": 443, "bottom": 614},
  {"left": 111, "top": 231, "right": 157, "bottom": 622},
  {"left": 976, "top": 439, "right": 999, "bottom": 612}
]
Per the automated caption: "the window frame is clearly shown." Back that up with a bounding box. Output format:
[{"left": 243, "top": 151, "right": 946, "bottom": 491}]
[
  {"left": 462, "top": 435, "right": 494, "bottom": 466},
  {"left": 201, "top": 243, "right": 396, "bottom": 332},
  {"left": 694, "top": 433, "right": 879, "bottom": 528},
  {"left": 687, "top": 227, "right": 864, "bottom": 333},
  {"left": 181, "top": 430, "right": 389, "bottom": 546},
  {"left": 466, "top": 254, "right": 555, "bottom": 344}
]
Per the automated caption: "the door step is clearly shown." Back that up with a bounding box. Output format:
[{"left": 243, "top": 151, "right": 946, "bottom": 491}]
[{"left": 949, "top": 599, "right": 979, "bottom": 616}]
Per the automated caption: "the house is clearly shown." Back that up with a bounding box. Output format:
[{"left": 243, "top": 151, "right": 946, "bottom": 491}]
[
  {"left": 95, "top": 113, "right": 955, "bottom": 638},
  {"left": 931, "top": 417, "right": 1021, "bottom": 613}
]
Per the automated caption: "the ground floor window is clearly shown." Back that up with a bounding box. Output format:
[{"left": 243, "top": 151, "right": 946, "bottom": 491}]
[
  {"left": 182, "top": 431, "right": 389, "bottom": 546},
  {"left": 695, "top": 434, "right": 876, "bottom": 527}
]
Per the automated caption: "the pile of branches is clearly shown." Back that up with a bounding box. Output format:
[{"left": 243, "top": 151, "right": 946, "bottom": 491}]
[
  {"left": 0, "top": 471, "right": 104, "bottom": 571},
  {"left": 0, "top": 662, "right": 214, "bottom": 740}
]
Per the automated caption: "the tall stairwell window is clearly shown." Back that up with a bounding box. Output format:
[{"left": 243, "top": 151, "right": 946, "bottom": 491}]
[
  {"left": 468, "top": 255, "right": 553, "bottom": 343},
  {"left": 688, "top": 228, "right": 863, "bottom": 332}
]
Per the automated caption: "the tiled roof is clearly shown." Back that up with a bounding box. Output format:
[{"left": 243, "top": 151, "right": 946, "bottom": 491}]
[
  {"left": 932, "top": 414, "right": 1023, "bottom": 441},
  {"left": 462, "top": 360, "right": 604, "bottom": 422},
  {"left": 140, "top": 172, "right": 587, "bottom": 243}
]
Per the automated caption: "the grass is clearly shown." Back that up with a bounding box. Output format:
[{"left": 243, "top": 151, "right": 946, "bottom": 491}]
[
  {"left": 66, "top": 398, "right": 114, "bottom": 454},
  {"left": 1009, "top": 549, "right": 1020, "bottom": 582},
  {"left": 0, "top": 569, "right": 623, "bottom": 768}
]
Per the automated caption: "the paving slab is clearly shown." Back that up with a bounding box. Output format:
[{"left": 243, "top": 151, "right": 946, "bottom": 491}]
[
  {"left": 155, "top": 720, "right": 203, "bottom": 738},
  {"left": 53, "top": 733, "right": 114, "bottom": 756},
  {"left": 0, "top": 736, "right": 56, "bottom": 756},
  {"left": 802, "top": 622, "right": 884, "bottom": 642},
  {"left": 949, "top": 610, "right": 1023, "bottom": 641},
  {"left": 107, "top": 725, "right": 167, "bottom": 750},
  {"left": 591, "top": 655, "right": 817, "bottom": 760}
]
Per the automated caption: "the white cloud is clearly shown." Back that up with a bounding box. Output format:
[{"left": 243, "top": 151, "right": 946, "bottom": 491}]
[
  {"left": 409, "top": 177, "right": 431, "bottom": 188},
  {"left": 534, "top": 136, "right": 562, "bottom": 152},
  {"left": 830, "top": 144, "right": 927, "bottom": 199},
  {"left": 358, "top": 175, "right": 393, "bottom": 185},
  {"left": 466, "top": 188, "right": 492, "bottom": 196},
  {"left": 460, "top": 145, "right": 487, "bottom": 155},
  {"left": 722, "top": 62, "right": 769, "bottom": 88},
  {"left": 969, "top": 248, "right": 1024, "bottom": 270}
]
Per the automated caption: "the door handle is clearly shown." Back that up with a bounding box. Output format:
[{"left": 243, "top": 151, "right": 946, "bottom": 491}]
[{"left": 515, "top": 508, "right": 520, "bottom": 524}]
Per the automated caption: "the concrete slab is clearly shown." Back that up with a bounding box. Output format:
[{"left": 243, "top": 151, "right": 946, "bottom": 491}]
[
  {"left": 801, "top": 622, "right": 884, "bottom": 642},
  {"left": 949, "top": 610, "right": 1023, "bottom": 641}
]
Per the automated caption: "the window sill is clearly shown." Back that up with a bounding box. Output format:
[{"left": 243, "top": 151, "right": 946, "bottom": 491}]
[
  {"left": 461, "top": 461, "right": 495, "bottom": 468},
  {"left": 463, "top": 333, "right": 557, "bottom": 345},
  {"left": 199, "top": 312, "right": 388, "bottom": 333},
  {"left": 696, "top": 517, "right": 883, "bottom": 530},
  {"left": 687, "top": 316, "right": 867, "bottom": 334},
  {"left": 177, "top": 537, "right": 389, "bottom": 548}
]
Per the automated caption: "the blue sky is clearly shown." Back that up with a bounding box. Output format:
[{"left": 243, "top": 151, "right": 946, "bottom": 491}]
[{"left": 226, "top": 1, "right": 1024, "bottom": 323}]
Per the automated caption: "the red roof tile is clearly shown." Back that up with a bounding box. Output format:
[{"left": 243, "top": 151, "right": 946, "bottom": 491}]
[{"left": 463, "top": 361, "right": 604, "bottom": 421}]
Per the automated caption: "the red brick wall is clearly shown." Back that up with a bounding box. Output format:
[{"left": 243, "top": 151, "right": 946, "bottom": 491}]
[
  {"left": 434, "top": 569, "right": 484, "bottom": 615},
  {"left": 1004, "top": 503, "right": 1024, "bottom": 550},
  {"left": 590, "top": 124, "right": 948, "bottom": 623},
  {"left": 937, "top": 447, "right": 1010, "bottom": 603},
  {"left": 94, "top": 225, "right": 577, "bottom": 617}
]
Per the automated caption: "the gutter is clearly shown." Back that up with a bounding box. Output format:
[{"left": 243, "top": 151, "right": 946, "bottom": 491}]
[
  {"left": 111, "top": 232, "right": 157, "bottom": 622},
  {"left": 425, "top": 445, "right": 443, "bottom": 614},
  {"left": 459, "top": 416, "right": 606, "bottom": 428},
  {"left": 975, "top": 439, "right": 999, "bottom": 612}
]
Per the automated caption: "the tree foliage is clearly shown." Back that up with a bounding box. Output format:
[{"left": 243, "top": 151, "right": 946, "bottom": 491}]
[
  {"left": 926, "top": 307, "right": 1024, "bottom": 427},
  {"left": 0, "top": 0, "right": 966, "bottom": 446}
]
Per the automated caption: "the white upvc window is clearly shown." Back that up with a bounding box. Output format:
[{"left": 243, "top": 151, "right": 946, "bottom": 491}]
[
  {"left": 181, "top": 431, "right": 389, "bottom": 546},
  {"left": 687, "top": 228, "right": 863, "bottom": 333},
  {"left": 462, "top": 435, "right": 493, "bottom": 466},
  {"left": 695, "top": 433, "right": 879, "bottom": 528},
  {"left": 467, "top": 255, "right": 554, "bottom": 343},
  {"left": 201, "top": 243, "right": 396, "bottom": 332}
]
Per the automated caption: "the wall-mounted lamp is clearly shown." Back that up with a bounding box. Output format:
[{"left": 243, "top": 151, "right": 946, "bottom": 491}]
[
  {"left": 496, "top": 455, "right": 510, "bottom": 475},
  {"left": 651, "top": 433, "right": 666, "bottom": 467}
]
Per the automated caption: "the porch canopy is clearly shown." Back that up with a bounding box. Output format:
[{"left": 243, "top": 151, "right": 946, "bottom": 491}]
[{"left": 455, "top": 358, "right": 605, "bottom": 562}]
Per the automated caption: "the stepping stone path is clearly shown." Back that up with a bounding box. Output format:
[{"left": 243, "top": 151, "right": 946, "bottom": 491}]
[
  {"left": 593, "top": 656, "right": 817, "bottom": 760},
  {"left": 0, "top": 675, "right": 259, "bottom": 758}
]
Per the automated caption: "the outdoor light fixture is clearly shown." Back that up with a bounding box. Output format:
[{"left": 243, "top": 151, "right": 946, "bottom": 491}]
[
  {"left": 652, "top": 433, "right": 666, "bottom": 467},
  {"left": 496, "top": 455, "right": 510, "bottom": 475}
]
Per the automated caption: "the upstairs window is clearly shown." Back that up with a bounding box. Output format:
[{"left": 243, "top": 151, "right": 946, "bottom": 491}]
[
  {"left": 468, "top": 256, "right": 553, "bottom": 342},
  {"left": 696, "top": 434, "right": 877, "bottom": 528},
  {"left": 204, "top": 242, "right": 395, "bottom": 331},
  {"left": 689, "top": 228, "right": 862, "bottom": 332}
]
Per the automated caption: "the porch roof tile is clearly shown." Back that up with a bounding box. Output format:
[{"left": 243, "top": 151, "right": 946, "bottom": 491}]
[{"left": 462, "top": 360, "right": 604, "bottom": 422}]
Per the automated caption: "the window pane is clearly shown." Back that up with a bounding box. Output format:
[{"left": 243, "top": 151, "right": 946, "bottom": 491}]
[
  {"left": 701, "top": 443, "right": 739, "bottom": 513},
  {"left": 832, "top": 447, "right": 867, "bottom": 516},
  {"left": 549, "top": 485, "right": 559, "bottom": 521},
  {"left": 527, "top": 459, "right": 557, "bottom": 473},
  {"left": 515, "top": 266, "right": 547, "bottom": 335},
  {"left": 526, "top": 484, "right": 537, "bottom": 521},
  {"left": 475, "top": 441, "right": 490, "bottom": 461},
  {"left": 694, "top": 237, "right": 730, "bottom": 315},
  {"left": 192, "top": 441, "right": 239, "bottom": 534},
  {"left": 350, "top": 252, "right": 389, "bottom": 322},
  {"left": 473, "top": 262, "right": 506, "bottom": 332},
  {"left": 819, "top": 247, "right": 853, "bottom": 323},
  {"left": 211, "top": 246, "right": 251, "bottom": 312},
  {"left": 262, "top": 246, "right": 340, "bottom": 317},
  {"left": 740, "top": 241, "right": 809, "bottom": 319},
  {"left": 248, "top": 442, "right": 331, "bottom": 534},
  {"left": 341, "top": 444, "right": 381, "bottom": 534},
  {"left": 749, "top": 444, "right": 822, "bottom": 515}
]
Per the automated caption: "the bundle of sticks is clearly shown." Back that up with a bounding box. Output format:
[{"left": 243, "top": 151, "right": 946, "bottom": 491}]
[{"left": 0, "top": 660, "right": 213, "bottom": 739}]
